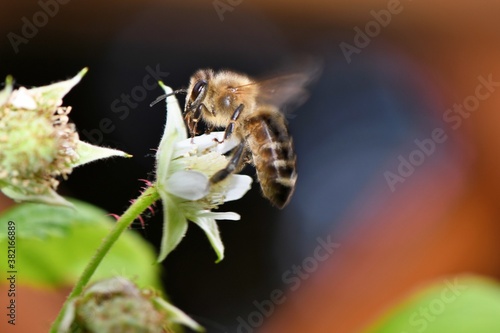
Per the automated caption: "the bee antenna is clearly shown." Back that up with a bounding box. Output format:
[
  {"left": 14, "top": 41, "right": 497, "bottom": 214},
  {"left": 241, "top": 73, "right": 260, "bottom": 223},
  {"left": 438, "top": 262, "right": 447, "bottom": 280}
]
[{"left": 149, "top": 89, "right": 188, "bottom": 107}]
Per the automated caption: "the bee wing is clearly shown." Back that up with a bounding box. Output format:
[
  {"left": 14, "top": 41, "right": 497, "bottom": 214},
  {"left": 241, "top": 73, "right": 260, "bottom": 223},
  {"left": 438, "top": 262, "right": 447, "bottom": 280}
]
[
  {"left": 257, "top": 73, "right": 314, "bottom": 109},
  {"left": 234, "top": 63, "right": 321, "bottom": 114}
]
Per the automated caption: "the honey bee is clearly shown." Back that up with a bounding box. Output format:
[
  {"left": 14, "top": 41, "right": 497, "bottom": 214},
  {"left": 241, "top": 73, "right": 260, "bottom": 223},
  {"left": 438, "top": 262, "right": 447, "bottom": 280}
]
[{"left": 161, "top": 67, "right": 317, "bottom": 208}]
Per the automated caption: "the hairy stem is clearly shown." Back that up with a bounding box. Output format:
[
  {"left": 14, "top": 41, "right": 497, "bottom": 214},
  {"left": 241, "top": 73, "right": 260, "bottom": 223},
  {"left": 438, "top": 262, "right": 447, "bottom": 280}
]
[{"left": 49, "top": 185, "right": 160, "bottom": 332}]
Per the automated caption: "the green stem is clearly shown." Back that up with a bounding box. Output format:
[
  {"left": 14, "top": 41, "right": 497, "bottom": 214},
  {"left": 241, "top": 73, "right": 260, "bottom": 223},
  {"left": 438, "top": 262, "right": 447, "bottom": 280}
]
[{"left": 49, "top": 185, "right": 160, "bottom": 333}]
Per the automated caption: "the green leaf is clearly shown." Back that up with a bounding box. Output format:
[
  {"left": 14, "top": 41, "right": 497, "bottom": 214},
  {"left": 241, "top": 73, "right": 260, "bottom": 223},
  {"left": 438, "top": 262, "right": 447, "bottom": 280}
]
[
  {"left": 1, "top": 186, "right": 72, "bottom": 209},
  {"left": 0, "top": 199, "right": 83, "bottom": 240},
  {"left": 157, "top": 195, "right": 188, "bottom": 262},
  {"left": 0, "top": 198, "right": 161, "bottom": 289},
  {"left": 363, "top": 275, "right": 500, "bottom": 333}
]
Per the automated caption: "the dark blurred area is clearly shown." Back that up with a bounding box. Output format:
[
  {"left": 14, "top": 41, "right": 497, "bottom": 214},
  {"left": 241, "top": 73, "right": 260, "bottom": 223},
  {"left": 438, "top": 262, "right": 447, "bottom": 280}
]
[{"left": 2, "top": 0, "right": 500, "bottom": 332}]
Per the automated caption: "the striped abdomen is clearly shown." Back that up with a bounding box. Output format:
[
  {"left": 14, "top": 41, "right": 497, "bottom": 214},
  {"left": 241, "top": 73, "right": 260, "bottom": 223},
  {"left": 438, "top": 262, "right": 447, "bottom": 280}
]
[{"left": 244, "top": 110, "right": 297, "bottom": 208}]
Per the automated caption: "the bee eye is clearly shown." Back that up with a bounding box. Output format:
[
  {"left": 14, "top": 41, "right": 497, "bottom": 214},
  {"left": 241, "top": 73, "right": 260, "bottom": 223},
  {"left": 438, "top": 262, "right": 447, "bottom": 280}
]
[{"left": 190, "top": 80, "right": 206, "bottom": 101}]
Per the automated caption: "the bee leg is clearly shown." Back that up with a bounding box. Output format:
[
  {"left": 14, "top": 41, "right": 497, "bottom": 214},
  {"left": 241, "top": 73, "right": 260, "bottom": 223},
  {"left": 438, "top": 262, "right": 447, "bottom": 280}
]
[
  {"left": 186, "top": 104, "right": 206, "bottom": 142},
  {"left": 184, "top": 113, "right": 194, "bottom": 140},
  {"left": 205, "top": 124, "right": 216, "bottom": 134},
  {"left": 192, "top": 104, "right": 205, "bottom": 135},
  {"left": 210, "top": 142, "right": 246, "bottom": 184},
  {"left": 214, "top": 104, "right": 244, "bottom": 143}
]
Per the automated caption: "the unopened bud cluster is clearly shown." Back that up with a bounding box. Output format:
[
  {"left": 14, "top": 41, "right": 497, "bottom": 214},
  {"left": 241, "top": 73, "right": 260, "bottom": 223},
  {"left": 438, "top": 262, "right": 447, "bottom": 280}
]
[
  {"left": 69, "top": 278, "right": 168, "bottom": 333},
  {"left": 0, "top": 69, "right": 129, "bottom": 206},
  {"left": 0, "top": 86, "right": 79, "bottom": 196},
  {"left": 58, "top": 276, "right": 202, "bottom": 333}
]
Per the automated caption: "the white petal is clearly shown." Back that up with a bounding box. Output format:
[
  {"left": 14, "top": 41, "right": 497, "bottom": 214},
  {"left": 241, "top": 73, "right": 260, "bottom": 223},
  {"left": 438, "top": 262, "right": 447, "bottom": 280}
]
[
  {"left": 9, "top": 87, "right": 37, "bottom": 110},
  {"left": 214, "top": 134, "right": 241, "bottom": 154},
  {"left": 191, "top": 216, "right": 225, "bottom": 262},
  {"left": 155, "top": 84, "right": 188, "bottom": 185},
  {"left": 173, "top": 132, "right": 241, "bottom": 158},
  {"left": 191, "top": 132, "right": 223, "bottom": 149},
  {"left": 190, "top": 131, "right": 239, "bottom": 154},
  {"left": 172, "top": 138, "right": 201, "bottom": 158},
  {"left": 196, "top": 211, "right": 241, "bottom": 220},
  {"left": 163, "top": 84, "right": 188, "bottom": 135},
  {"left": 221, "top": 175, "right": 253, "bottom": 202},
  {"left": 166, "top": 170, "right": 209, "bottom": 200}
]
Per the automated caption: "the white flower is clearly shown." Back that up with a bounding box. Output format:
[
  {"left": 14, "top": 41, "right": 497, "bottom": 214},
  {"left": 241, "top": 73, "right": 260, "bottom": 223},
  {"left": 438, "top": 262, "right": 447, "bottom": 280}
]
[{"left": 155, "top": 83, "right": 252, "bottom": 263}]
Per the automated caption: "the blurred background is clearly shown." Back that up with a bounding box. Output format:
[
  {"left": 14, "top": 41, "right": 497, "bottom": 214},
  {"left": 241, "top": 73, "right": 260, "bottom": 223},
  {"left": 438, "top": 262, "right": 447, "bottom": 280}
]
[{"left": 2, "top": 0, "right": 500, "bottom": 332}]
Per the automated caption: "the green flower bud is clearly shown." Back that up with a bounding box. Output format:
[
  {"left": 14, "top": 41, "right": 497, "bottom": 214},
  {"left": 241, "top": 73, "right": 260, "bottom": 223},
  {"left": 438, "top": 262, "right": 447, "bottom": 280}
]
[
  {"left": 0, "top": 104, "right": 78, "bottom": 195},
  {"left": 74, "top": 278, "right": 166, "bottom": 333},
  {"left": 0, "top": 69, "right": 130, "bottom": 207},
  {"left": 58, "top": 277, "right": 203, "bottom": 333}
]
